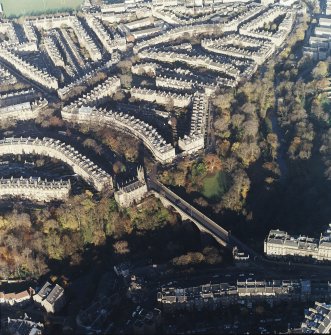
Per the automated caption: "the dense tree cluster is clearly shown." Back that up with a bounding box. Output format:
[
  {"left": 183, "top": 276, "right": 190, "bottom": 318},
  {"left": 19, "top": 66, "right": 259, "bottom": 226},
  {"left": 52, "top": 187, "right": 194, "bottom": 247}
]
[
  {"left": 75, "top": 122, "right": 140, "bottom": 161},
  {"left": 321, "top": 128, "right": 331, "bottom": 180},
  {"left": 172, "top": 246, "right": 222, "bottom": 267},
  {"left": 0, "top": 194, "right": 178, "bottom": 278},
  {"left": 161, "top": 63, "right": 276, "bottom": 213},
  {"left": 158, "top": 13, "right": 331, "bottom": 217},
  {"left": 159, "top": 154, "right": 222, "bottom": 193}
]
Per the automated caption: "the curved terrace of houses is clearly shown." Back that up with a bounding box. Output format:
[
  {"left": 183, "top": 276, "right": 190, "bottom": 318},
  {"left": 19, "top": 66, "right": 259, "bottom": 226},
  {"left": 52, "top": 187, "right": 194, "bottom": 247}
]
[
  {"left": 61, "top": 107, "right": 176, "bottom": 164},
  {"left": 0, "top": 137, "right": 113, "bottom": 191}
]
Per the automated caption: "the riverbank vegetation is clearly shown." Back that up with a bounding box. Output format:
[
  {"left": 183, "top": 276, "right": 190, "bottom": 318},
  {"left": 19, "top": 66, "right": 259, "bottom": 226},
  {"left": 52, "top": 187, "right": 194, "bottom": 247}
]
[
  {"left": 0, "top": 193, "right": 225, "bottom": 279},
  {"left": 158, "top": 13, "right": 331, "bottom": 245}
]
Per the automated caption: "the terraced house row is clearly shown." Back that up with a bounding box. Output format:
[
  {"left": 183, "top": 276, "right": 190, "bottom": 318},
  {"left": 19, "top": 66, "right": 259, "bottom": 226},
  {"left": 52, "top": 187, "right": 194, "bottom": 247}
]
[{"left": 0, "top": 137, "right": 113, "bottom": 191}]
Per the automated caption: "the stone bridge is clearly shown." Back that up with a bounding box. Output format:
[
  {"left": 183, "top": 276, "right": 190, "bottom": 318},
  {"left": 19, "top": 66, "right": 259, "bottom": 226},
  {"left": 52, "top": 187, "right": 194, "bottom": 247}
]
[
  {"left": 148, "top": 178, "right": 230, "bottom": 248},
  {"left": 148, "top": 177, "right": 259, "bottom": 258}
]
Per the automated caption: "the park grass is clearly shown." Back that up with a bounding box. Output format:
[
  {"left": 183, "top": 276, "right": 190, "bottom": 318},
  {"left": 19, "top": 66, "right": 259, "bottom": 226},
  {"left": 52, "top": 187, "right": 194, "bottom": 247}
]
[
  {"left": 1, "top": 0, "right": 83, "bottom": 17},
  {"left": 202, "top": 171, "right": 228, "bottom": 200}
]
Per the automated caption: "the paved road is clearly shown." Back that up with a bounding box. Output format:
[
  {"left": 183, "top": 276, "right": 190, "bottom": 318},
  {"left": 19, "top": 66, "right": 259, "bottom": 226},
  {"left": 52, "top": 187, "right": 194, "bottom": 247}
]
[
  {"left": 0, "top": 58, "right": 58, "bottom": 103},
  {"left": 147, "top": 178, "right": 229, "bottom": 240},
  {"left": 148, "top": 177, "right": 331, "bottom": 274},
  {"left": 147, "top": 177, "right": 259, "bottom": 256}
]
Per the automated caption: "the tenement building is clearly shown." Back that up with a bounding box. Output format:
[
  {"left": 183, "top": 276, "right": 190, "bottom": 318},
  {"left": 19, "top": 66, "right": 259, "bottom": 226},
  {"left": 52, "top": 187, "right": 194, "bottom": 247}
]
[
  {"left": 0, "top": 137, "right": 113, "bottom": 191},
  {"left": 157, "top": 279, "right": 318, "bottom": 311},
  {"left": 179, "top": 92, "right": 209, "bottom": 154},
  {"left": 0, "top": 177, "right": 71, "bottom": 202},
  {"left": 27, "top": 14, "right": 101, "bottom": 61},
  {"left": 304, "top": 17, "right": 331, "bottom": 60},
  {"left": 264, "top": 225, "right": 331, "bottom": 262},
  {"left": 57, "top": 62, "right": 119, "bottom": 100},
  {"left": 64, "top": 76, "right": 121, "bottom": 112},
  {"left": 0, "top": 99, "right": 47, "bottom": 122},
  {"left": 130, "top": 87, "right": 192, "bottom": 108},
  {"left": 139, "top": 50, "right": 241, "bottom": 79},
  {"left": 0, "top": 88, "right": 36, "bottom": 107},
  {"left": 61, "top": 107, "right": 176, "bottom": 164},
  {"left": 201, "top": 34, "right": 275, "bottom": 65},
  {"left": 0, "top": 47, "right": 58, "bottom": 90}
]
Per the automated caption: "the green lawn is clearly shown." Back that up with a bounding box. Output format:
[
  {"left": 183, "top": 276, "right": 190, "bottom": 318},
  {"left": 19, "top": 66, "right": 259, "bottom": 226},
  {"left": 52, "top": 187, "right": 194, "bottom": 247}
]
[
  {"left": 202, "top": 171, "right": 228, "bottom": 200},
  {"left": 1, "top": 0, "right": 83, "bottom": 17}
]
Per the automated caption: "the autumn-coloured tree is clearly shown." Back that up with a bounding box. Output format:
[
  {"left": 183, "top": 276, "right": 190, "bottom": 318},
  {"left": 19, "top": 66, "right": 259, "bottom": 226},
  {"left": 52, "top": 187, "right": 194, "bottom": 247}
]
[
  {"left": 266, "top": 133, "right": 279, "bottom": 160},
  {"left": 113, "top": 240, "right": 130, "bottom": 255},
  {"left": 203, "top": 154, "right": 222, "bottom": 174}
]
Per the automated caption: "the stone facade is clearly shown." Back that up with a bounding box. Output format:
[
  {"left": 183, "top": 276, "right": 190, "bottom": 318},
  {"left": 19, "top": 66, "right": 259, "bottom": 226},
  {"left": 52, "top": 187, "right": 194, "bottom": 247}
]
[
  {"left": 304, "top": 17, "right": 331, "bottom": 61},
  {"left": 44, "top": 33, "right": 65, "bottom": 68},
  {"left": 62, "top": 107, "right": 176, "bottom": 164},
  {"left": 0, "top": 177, "right": 70, "bottom": 202},
  {"left": 59, "top": 28, "right": 86, "bottom": 74},
  {"left": 64, "top": 76, "right": 121, "bottom": 112},
  {"left": 0, "top": 47, "right": 58, "bottom": 90},
  {"left": 0, "top": 99, "right": 47, "bottom": 122},
  {"left": 179, "top": 92, "right": 208, "bottom": 154},
  {"left": 139, "top": 50, "right": 240, "bottom": 79},
  {"left": 132, "top": 62, "right": 159, "bottom": 76},
  {"left": 86, "top": 16, "right": 127, "bottom": 53},
  {"left": 0, "top": 88, "right": 35, "bottom": 107},
  {"left": 0, "top": 64, "right": 17, "bottom": 86},
  {"left": 156, "top": 75, "right": 194, "bottom": 90},
  {"left": 202, "top": 34, "right": 275, "bottom": 65},
  {"left": 158, "top": 278, "right": 316, "bottom": 311},
  {"left": 264, "top": 226, "right": 331, "bottom": 262},
  {"left": 57, "top": 61, "right": 119, "bottom": 100},
  {"left": 0, "top": 137, "right": 113, "bottom": 192},
  {"left": 33, "top": 282, "right": 65, "bottom": 314},
  {"left": 0, "top": 22, "right": 19, "bottom": 46},
  {"left": 27, "top": 14, "right": 101, "bottom": 61},
  {"left": 239, "top": 6, "right": 295, "bottom": 47},
  {"left": 23, "top": 22, "right": 38, "bottom": 45},
  {"left": 131, "top": 26, "right": 164, "bottom": 40},
  {"left": 133, "top": 4, "right": 265, "bottom": 54},
  {"left": 114, "top": 166, "right": 148, "bottom": 207},
  {"left": 131, "top": 87, "right": 192, "bottom": 108},
  {"left": 0, "top": 100, "right": 48, "bottom": 121}
]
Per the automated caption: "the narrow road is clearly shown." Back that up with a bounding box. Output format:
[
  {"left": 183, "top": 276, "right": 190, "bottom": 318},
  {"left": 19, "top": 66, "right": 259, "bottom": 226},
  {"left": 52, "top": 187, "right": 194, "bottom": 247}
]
[
  {"left": 148, "top": 176, "right": 331, "bottom": 274},
  {"left": 0, "top": 58, "right": 58, "bottom": 103},
  {"left": 147, "top": 177, "right": 259, "bottom": 258}
]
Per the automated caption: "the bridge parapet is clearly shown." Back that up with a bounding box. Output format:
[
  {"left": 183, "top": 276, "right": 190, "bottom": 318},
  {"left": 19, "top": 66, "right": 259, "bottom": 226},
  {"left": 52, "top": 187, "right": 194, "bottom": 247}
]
[
  {"left": 150, "top": 189, "right": 229, "bottom": 248},
  {"left": 148, "top": 178, "right": 268, "bottom": 261}
]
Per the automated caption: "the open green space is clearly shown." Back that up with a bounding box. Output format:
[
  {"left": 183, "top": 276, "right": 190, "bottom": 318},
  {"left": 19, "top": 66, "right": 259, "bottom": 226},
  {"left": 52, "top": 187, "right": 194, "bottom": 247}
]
[
  {"left": 202, "top": 171, "right": 228, "bottom": 200},
  {"left": 1, "top": 0, "right": 83, "bottom": 17}
]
